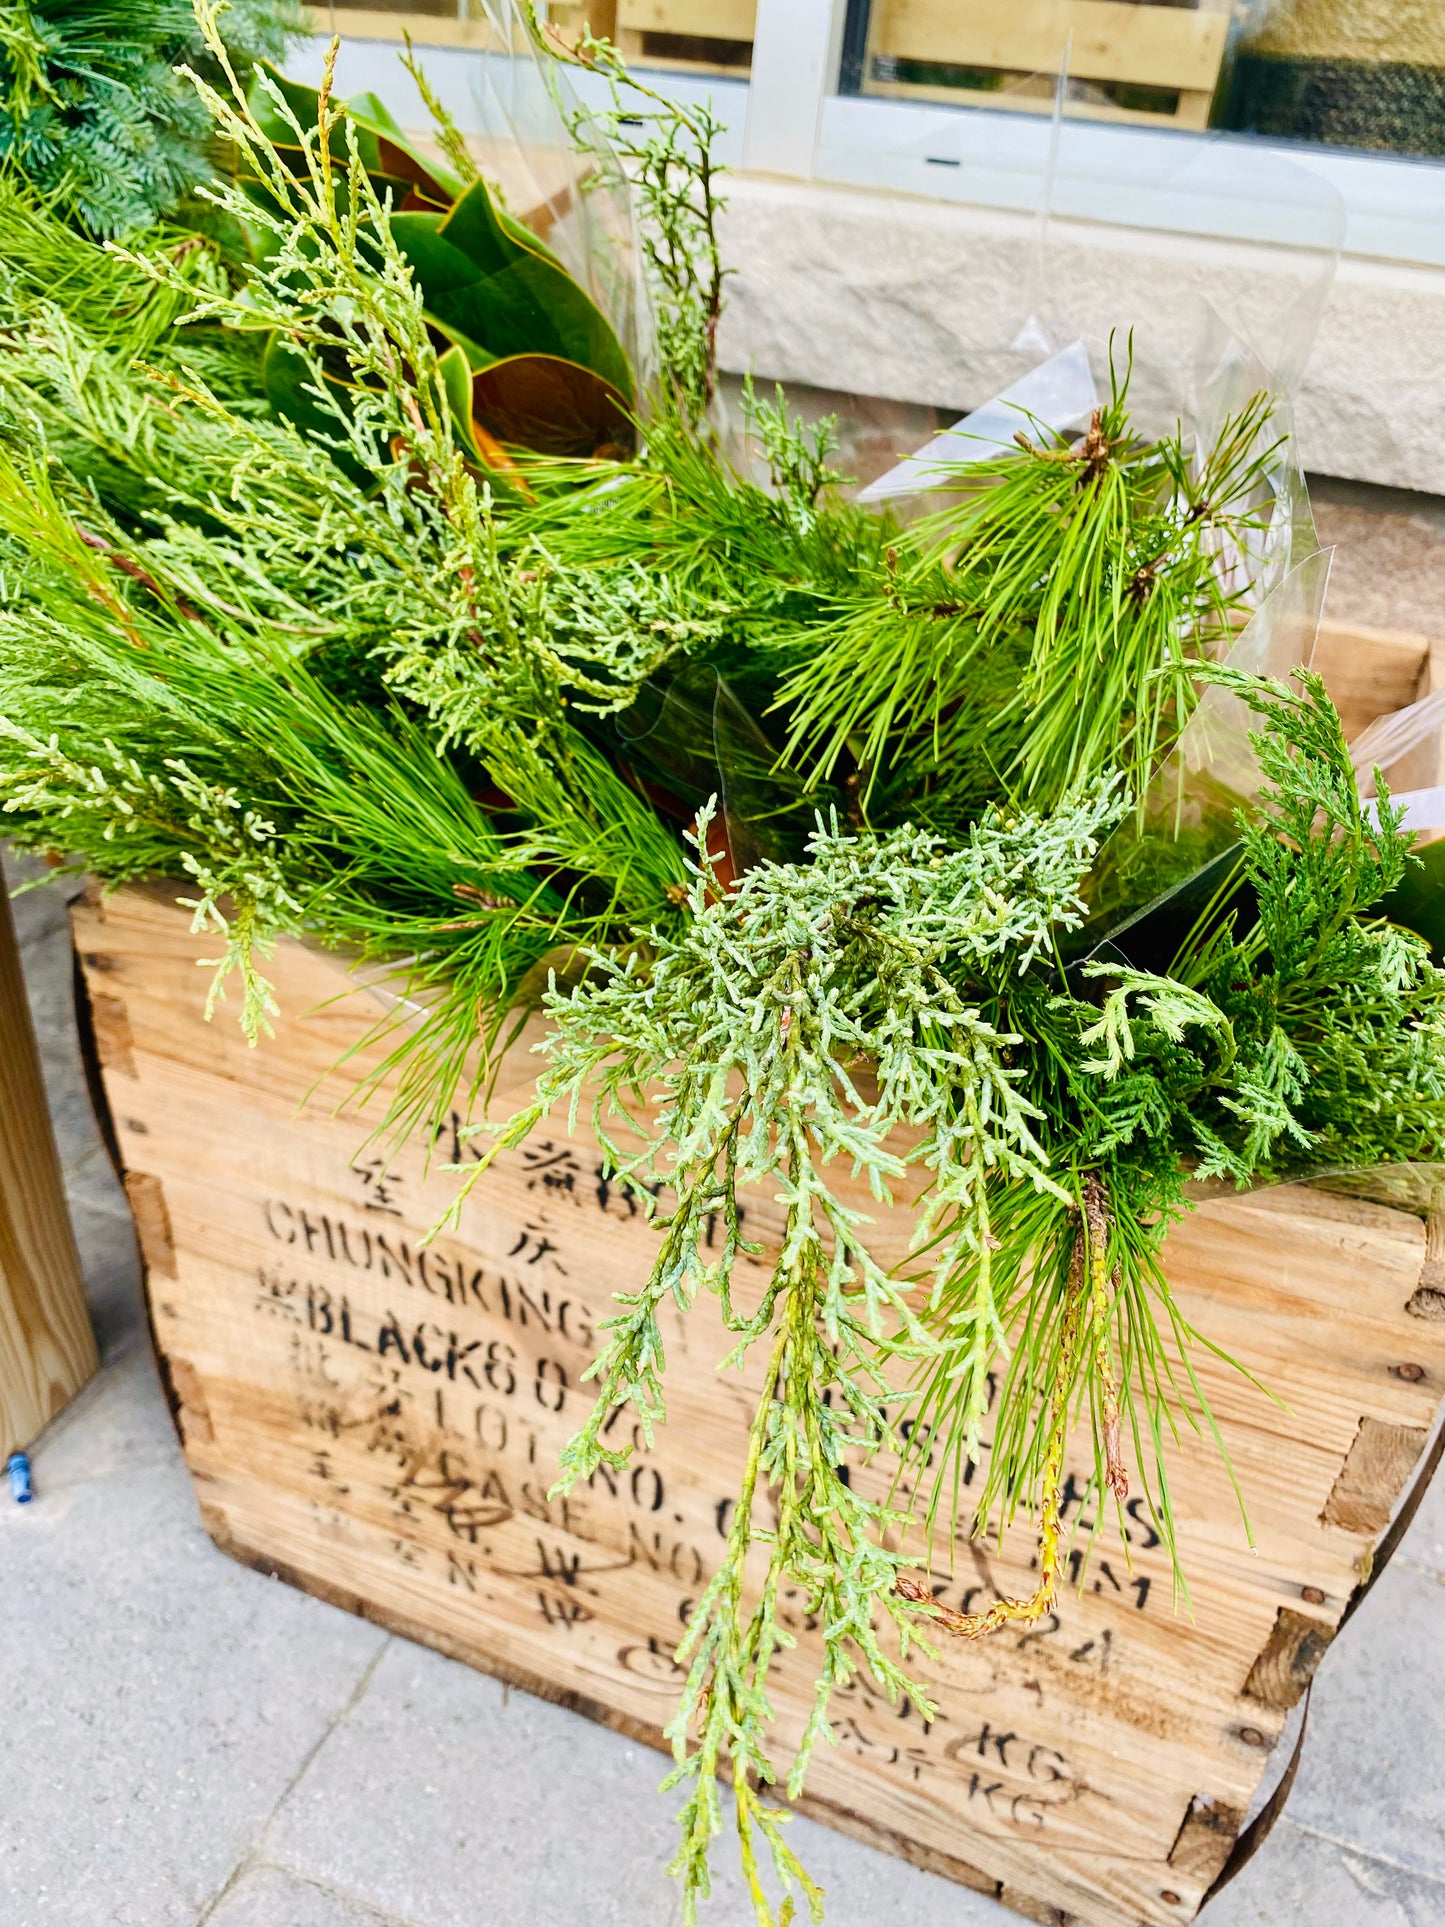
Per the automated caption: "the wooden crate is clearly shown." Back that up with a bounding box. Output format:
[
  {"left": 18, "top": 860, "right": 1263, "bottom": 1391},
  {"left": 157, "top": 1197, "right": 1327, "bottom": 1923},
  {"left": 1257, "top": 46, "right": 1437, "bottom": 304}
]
[
  {"left": 72, "top": 887, "right": 1445, "bottom": 1925},
  {"left": 73, "top": 617, "right": 1445, "bottom": 1927},
  {"left": 862, "top": 0, "right": 1231, "bottom": 133}
]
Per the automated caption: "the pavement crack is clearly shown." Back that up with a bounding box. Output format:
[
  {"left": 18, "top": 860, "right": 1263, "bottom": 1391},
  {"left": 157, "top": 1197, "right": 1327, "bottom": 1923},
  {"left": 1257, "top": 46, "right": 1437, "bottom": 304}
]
[
  {"left": 192, "top": 1634, "right": 392, "bottom": 1925},
  {"left": 1286, "top": 1819, "right": 1445, "bottom": 1892}
]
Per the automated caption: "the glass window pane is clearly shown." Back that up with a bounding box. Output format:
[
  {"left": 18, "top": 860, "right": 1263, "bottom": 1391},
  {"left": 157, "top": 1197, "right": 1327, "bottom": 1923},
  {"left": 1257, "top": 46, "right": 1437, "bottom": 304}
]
[
  {"left": 1222, "top": 0, "right": 1445, "bottom": 157},
  {"left": 325, "top": 1, "right": 467, "bottom": 18},
  {"left": 842, "top": 0, "right": 1233, "bottom": 134},
  {"left": 840, "top": 0, "right": 1445, "bottom": 158},
  {"left": 320, "top": 3, "right": 754, "bottom": 73},
  {"left": 318, "top": 2, "right": 491, "bottom": 44},
  {"left": 605, "top": 0, "right": 754, "bottom": 77}
]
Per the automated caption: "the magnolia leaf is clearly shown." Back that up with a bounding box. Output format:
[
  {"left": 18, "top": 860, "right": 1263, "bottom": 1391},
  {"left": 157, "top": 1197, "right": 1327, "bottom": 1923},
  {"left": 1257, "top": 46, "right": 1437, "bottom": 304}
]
[
  {"left": 470, "top": 354, "right": 633, "bottom": 461},
  {"left": 391, "top": 178, "right": 632, "bottom": 400},
  {"left": 429, "top": 319, "right": 497, "bottom": 374},
  {"left": 241, "top": 70, "right": 634, "bottom": 457},
  {"left": 434, "top": 342, "right": 526, "bottom": 485},
  {"left": 245, "top": 66, "right": 459, "bottom": 210}
]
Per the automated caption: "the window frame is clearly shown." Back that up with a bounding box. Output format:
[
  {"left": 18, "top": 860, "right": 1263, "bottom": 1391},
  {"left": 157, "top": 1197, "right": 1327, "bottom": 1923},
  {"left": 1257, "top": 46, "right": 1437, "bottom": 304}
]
[{"left": 308, "top": 1, "right": 1445, "bottom": 268}]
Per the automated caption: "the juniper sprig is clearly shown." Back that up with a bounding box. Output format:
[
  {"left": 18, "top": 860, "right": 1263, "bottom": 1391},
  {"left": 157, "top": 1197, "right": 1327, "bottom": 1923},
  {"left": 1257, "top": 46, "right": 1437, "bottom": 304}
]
[{"left": 458, "top": 789, "right": 1116, "bottom": 1921}]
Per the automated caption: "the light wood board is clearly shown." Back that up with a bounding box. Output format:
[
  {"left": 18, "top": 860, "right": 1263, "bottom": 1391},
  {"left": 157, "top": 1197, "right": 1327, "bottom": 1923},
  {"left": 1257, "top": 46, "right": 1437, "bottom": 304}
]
[
  {"left": 863, "top": 0, "right": 1229, "bottom": 133},
  {"left": 0, "top": 883, "right": 97, "bottom": 1460}
]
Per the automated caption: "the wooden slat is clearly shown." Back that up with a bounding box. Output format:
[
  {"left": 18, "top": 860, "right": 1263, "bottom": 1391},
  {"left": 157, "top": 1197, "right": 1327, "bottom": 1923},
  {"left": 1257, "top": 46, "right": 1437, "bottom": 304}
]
[
  {"left": 307, "top": 8, "right": 502, "bottom": 49},
  {"left": 75, "top": 872, "right": 1445, "bottom": 1927},
  {"left": 861, "top": 75, "right": 1216, "bottom": 132},
  {"left": 617, "top": 0, "right": 755, "bottom": 40},
  {"left": 871, "top": 0, "right": 1230, "bottom": 92},
  {"left": 1312, "top": 617, "right": 1432, "bottom": 743},
  {"left": 548, "top": 1, "right": 619, "bottom": 42},
  {"left": 0, "top": 885, "right": 97, "bottom": 1459}
]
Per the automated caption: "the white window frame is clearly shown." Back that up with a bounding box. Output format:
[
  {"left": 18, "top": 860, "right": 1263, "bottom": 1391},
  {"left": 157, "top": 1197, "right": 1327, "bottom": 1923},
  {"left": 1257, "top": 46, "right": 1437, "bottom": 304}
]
[{"left": 302, "top": 0, "right": 1445, "bottom": 268}]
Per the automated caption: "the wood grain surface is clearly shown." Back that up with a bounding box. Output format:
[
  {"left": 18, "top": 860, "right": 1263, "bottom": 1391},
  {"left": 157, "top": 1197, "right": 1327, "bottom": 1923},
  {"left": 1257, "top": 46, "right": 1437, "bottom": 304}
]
[
  {"left": 75, "top": 883, "right": 1445, "bottom": 1927},
  {"left": 862, "top": 0, "right": 1229, "bottom": 131},
  {"left": 0, "top": 883, "right": 96, "bottom": 1460}
]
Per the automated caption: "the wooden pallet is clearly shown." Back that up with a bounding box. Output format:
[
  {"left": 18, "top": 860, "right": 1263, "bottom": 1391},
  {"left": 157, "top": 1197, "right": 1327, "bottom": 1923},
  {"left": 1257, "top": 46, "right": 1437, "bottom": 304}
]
[
  {"left": 862, "top": 0, "right": 1231, "bottom": 133},
  {"left": 306, "top": 7, "right": 503, "bottom": 52},
  {"left": 307, "top": 3, "right": 751, "bottom": 77},
  {"left": 73, "top": 681, "right": 1445, "bottom": 1927},
  {"left": 614, "top": 0, "right": 755, "bottom": 77}
]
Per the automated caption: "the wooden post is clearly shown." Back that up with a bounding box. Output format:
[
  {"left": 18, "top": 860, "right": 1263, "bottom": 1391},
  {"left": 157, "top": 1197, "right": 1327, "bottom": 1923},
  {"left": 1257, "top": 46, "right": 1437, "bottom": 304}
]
[{"left": 0, "top": 880, "right": 98, "bottom": 1460}]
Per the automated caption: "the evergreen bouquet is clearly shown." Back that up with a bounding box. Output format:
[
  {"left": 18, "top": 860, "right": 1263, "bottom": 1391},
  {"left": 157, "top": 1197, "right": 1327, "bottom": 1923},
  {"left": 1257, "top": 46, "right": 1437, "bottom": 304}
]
[{"left": 2, "top": 7, "right": 1444, "bottom": 1920}]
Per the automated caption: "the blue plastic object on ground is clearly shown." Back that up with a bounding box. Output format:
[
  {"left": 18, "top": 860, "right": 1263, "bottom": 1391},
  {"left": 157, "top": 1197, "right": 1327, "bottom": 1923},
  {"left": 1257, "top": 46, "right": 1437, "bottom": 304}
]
[{"left": 6, "top": 1452, "right": 32, "bottom": 1503}]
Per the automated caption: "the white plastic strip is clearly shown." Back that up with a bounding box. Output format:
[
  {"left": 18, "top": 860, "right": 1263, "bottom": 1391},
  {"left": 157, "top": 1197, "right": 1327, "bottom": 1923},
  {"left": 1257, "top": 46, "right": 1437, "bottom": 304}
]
[
  {"left": 857, "top": 337, "right": 1098, "bottom": 503},
  {"left": 1365, "top": 789, "right": 1445, "bottom": 833},
  {"left": 1351, "top": 686, "right": 1445, "bottom": 787}
]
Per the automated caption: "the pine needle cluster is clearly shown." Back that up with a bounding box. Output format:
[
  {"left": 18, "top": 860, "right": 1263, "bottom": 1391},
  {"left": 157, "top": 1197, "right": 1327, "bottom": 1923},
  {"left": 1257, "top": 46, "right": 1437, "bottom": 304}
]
[{"left": 775, "top": 362, "right": 1281, "bottom": 826}]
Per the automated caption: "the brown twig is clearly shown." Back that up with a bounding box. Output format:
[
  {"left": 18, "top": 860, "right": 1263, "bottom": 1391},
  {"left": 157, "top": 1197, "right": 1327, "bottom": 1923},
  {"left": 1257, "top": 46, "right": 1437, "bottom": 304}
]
[
  {"left": 1076, "top": 408, "right": 1113, "bottom": 486},
  {"left": 452, "top": 882, "right": 512, "bottom": 912},
  {"left": 73, "top": 528, "right": 198, "bottom": 626}
]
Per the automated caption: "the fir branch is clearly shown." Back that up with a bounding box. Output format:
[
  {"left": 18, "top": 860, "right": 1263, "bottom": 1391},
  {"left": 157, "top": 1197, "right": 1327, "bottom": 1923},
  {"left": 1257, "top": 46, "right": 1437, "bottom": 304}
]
[{"left": 0, "top": 0, "right": 302, "bottom": 237}]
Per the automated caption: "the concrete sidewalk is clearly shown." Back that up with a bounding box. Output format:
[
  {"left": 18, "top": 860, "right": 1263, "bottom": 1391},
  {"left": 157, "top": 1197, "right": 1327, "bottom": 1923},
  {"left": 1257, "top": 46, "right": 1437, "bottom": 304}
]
[{"left": 4, "top": 854, "right": 1444, "bottom": 1927}]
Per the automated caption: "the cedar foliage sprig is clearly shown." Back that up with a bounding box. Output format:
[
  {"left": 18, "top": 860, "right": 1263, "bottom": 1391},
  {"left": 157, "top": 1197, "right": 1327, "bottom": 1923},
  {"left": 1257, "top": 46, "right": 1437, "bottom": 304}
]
[{"left": 0, "top": 99, "right": 688, "bottom": 1124}]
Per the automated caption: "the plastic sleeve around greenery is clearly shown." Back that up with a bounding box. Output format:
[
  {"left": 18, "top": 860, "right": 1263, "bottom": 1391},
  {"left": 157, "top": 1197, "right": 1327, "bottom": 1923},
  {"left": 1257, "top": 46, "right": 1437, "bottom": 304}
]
[
  {"left": 856, "top": 337, "right": 1098, "bottom": 502},
  {"left": 797, "top": 62, "right": 1343, "bottom": 516},
  {"left": 464, "top": 0, "right": 658, "bottom": 411},
  {"left": 1075, "top": 545, "right": 1333, "bottom": 953}
]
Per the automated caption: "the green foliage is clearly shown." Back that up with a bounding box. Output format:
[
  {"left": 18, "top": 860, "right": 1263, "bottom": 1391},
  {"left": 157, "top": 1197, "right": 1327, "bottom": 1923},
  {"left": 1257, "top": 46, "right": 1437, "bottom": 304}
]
[
  {"left": 0, "top": 61, "right": 682, "bottom": 1126},
  {"left": 542, "top": 10, "right": 728, "bottom": 426},
  {"left": 4, "top": 24, "right": 1445, "bottom": 1925},
  {"left": 457, "top": 791, "right": 1113, "bottom": 1921},
  {"left": 775, "top": 355, "right": 1281, "bottom": 825},
  {"left": 0, "top": 0, "right": 300, "bottom": 237},
  {"left": 239, "top": 53, "right": 637, "bottom": 463},
  {"left": 457, "top": 687, "right": 1445, "bottom": 1920}
]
